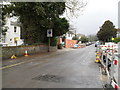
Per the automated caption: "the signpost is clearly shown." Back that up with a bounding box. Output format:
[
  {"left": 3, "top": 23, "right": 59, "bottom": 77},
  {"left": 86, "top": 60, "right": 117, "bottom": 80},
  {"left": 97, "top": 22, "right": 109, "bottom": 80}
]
[
  {"left": 47, "top": 29, "right": 52, "bottom": 52},
  {"left": 47, "top": 29, "right": 52, "bottom": 37}
]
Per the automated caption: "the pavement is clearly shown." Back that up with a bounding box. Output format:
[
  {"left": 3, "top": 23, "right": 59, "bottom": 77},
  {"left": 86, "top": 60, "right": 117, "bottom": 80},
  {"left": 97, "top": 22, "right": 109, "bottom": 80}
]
[{"left": 2, "top": 45, "right": 105, "bottom": 88}]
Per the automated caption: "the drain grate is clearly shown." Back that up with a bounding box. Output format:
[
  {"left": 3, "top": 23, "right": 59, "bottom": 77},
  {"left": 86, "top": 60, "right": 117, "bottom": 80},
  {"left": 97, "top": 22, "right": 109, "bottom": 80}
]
[{"left": 32, "top": 74, "right": 65, "bottom": 83}]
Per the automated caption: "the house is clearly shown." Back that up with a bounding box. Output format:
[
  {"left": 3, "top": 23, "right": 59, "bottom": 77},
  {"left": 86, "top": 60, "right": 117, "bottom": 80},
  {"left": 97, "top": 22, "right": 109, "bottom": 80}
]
[
  {"left": 64, "top": 31, "right": 75, "bottom": 40},
  {"left": 1, "top": 15, "right": 23, "bottom": 46}
]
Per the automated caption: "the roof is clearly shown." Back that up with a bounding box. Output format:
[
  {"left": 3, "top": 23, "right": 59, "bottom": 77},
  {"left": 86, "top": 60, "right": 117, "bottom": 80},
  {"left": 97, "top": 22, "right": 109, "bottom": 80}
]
[{"left": 8, "top": 16, "right": 21, "bottom": 26}]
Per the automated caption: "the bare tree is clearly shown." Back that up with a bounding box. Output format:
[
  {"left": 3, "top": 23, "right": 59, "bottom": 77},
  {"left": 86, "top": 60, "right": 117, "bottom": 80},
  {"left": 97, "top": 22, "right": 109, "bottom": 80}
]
[{"left": 65, "top": 0, "right": 87, "bottom": 18}]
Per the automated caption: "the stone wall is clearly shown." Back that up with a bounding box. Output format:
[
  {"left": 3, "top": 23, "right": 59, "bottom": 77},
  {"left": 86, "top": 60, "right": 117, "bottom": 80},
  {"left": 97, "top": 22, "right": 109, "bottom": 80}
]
[{"left": 2, "top": 45, "right": 57, "bottom": 59}]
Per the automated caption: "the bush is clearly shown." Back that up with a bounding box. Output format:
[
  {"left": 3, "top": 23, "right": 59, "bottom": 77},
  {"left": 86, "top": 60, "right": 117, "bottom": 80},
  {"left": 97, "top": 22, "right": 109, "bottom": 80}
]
[
  {"left": 114, "top": 37, "right": 120, "bottom": 43},
  {"left": 50, "top": 37, "right": 57, "bottom": 46},
  {"left": 80, "top": 36, "right": 88, "bottom": 43}
]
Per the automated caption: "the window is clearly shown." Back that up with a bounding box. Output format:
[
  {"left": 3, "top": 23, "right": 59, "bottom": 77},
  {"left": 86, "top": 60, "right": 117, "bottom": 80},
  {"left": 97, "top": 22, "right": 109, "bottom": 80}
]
[
  {"left": 10, "top": 39, "right": 12, "bottom": 41},
  {"left": 14, "top": 27, "right": 17, "bottom": 32}
]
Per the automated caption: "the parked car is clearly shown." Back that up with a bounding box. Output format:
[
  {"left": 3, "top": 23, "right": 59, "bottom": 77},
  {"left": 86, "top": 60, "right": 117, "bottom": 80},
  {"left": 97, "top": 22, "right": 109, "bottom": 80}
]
[
  {"left": 86, "top": 42, "right": 91, "bottom": 46},
  {"left": 86, "top": 43, "right": 89, "bottom": 46},
  {"left": 73, "top": 44, "right": 78, "bottom": 48}
]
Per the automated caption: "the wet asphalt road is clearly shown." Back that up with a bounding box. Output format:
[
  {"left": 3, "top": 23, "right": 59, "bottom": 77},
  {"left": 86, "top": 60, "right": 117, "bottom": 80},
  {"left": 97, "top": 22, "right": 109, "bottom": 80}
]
[{"left": 2, "top": 45, "right": 104, "bottom": 88}]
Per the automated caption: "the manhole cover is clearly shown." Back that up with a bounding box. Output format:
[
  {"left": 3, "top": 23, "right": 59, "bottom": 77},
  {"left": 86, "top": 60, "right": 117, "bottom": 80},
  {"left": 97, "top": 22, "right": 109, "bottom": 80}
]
[{"left": 32, "top": 74, "right": 65, "bottom": 83}]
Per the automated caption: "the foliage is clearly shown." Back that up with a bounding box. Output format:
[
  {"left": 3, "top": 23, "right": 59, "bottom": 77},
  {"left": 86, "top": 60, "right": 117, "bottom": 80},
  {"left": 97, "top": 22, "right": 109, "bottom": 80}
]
[
  {"left": 2, "top": 2, "right": 69, "bottom": 44},
  {"left": 2, "top": 28, "right": 7, "bottom": 35},
  {"left": 1, "top": 5, "right": 7, "bottom": 36},
  {"left": 50, "top": 37, "right": 57, "bottom": 46},
  {"left": 80, "top": 36, "right": 88, "bottom": 43},
  {"left": 97, "top": 20, "right": 117, "bottom": 42},
  {"left": 53, "top": 18, "right": 69, "bottom": 37},
  {"left": 113, "top": 37, "right": 120, "bottom": 43},
  {"left": 88, "top": 34, "right": 98, "bottom": 41},
  {"left": 72, "top": 35, "right": 79, "bottom": 40}
]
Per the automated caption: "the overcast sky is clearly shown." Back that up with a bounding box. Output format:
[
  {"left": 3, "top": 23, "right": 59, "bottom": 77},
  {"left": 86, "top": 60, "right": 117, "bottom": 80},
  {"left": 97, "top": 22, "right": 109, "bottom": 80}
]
[
  {"left": 66, "top": 0, "right": 119, "bottom": 36},
  {"left": 2, "top": 0, "right": 119, "bottom": 36}
]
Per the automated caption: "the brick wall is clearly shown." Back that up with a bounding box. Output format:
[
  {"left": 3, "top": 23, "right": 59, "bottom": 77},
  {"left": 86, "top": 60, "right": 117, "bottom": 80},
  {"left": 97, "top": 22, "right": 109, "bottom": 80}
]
[{"left": 64, "top": 39, "right": 77, "bottom": 48}]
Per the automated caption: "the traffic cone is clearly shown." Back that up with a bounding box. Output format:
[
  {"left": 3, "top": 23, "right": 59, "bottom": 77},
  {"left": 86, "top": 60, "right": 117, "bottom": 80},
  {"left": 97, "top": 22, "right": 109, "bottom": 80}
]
[
  {"left": 96, "top": 53, "right": 99, "bottom": 56},
  {"left": 11, "top": 55, "right": 17, "bottom": 59},
  {"left": 95, "top": 55, "right": 100, "bottom": 63},
  {"left": 24, "top": 50, "right": 28, "bottom": 56},
  {"left": 96, "top": 52, "right": 99, "bottom": 56},
  {"left": 96, "top": 52, "right": 99, "bottom": 53}
]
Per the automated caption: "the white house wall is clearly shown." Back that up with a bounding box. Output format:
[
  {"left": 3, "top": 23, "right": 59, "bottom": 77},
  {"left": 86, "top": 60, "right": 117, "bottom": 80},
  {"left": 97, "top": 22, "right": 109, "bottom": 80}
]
[
  {"left": 65, "top": 33, "right": 75, "bottom": 40},
  {"left": 3, "top": 16, "right": 23, "bottom": 46}
]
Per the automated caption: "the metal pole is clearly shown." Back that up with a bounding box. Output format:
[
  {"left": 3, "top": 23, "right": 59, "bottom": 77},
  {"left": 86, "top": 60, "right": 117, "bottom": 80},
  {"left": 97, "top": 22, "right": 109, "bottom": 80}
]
[{"left": 48, "top": 37, "right": 50, "bottom": 52}]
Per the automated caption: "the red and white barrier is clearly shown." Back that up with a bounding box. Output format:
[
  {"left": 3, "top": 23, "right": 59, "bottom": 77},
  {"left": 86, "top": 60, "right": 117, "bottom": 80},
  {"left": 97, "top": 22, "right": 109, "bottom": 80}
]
[
  {"left": 111, "top": 80, "right": 119, "bottom": 90},
  {"left": 113, "top": 59, "right": 118, "bottom": 65}
]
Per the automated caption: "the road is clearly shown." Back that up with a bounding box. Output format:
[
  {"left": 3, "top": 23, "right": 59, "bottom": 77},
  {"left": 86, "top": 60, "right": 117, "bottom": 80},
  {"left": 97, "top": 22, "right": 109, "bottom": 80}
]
[{"left": 2, "top": 45, "right": 105, "bottom": 88}]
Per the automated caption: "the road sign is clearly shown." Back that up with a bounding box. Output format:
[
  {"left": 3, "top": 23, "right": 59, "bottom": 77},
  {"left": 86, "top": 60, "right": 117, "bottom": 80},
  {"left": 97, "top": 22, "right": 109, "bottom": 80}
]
[{"left": 47, "top": 29, "right": 52, "bottom": 37}]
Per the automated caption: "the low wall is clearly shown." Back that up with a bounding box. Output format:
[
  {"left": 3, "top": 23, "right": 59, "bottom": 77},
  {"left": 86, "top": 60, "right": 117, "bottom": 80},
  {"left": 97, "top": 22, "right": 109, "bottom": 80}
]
[
  {"left": 2, "top": 45, "right": 57, "bottom": 59},
  {"left": 65, "top": 39, "right": 77, "bottom": 48}
]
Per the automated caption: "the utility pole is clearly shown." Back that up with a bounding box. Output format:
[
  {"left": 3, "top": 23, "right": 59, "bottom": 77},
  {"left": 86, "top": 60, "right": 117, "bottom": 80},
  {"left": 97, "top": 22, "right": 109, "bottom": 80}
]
[{"left": 75, "top": 30, "right": 76, "bottom": 40}]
